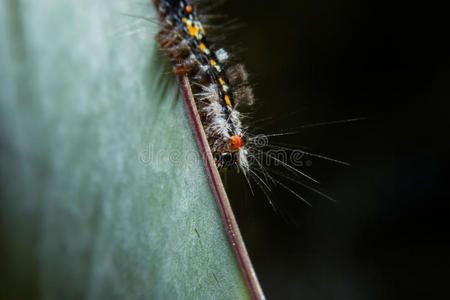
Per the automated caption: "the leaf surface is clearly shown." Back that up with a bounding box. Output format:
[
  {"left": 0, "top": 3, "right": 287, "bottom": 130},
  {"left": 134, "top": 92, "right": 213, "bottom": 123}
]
[{"left": 0, "top": 0, "right": 250, "bottom": 298}]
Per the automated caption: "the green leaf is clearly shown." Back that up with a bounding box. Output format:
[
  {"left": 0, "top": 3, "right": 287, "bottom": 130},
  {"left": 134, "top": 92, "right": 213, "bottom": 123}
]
[{"left": 0, "top": 0, "right": 251, "bottom": 298}]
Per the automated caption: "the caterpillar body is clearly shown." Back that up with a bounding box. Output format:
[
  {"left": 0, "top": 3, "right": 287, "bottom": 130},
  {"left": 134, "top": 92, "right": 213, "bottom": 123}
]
[
  {"left": 153, "top": 0, "right": 254, "bottom": 173},
  {"left": 151, "top": 0, "right": 350, "bottom": 209}
]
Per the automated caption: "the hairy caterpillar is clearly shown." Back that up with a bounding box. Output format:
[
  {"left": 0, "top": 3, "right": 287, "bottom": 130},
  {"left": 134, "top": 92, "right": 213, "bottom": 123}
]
[
  {"left": 151, "top": 0, "right": 354, "bottom": 208},
  {"left": 153, "top": 0, "right": 254, "bottom": 173}
]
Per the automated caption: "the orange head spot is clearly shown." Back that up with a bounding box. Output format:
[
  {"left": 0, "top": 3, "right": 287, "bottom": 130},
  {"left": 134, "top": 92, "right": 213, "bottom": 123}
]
[
  {"left": 186, "top": 5, "right": 193, "bottom": 13},
  {"left": 230, "top": 135, "right": 243, "bottom": 150}
]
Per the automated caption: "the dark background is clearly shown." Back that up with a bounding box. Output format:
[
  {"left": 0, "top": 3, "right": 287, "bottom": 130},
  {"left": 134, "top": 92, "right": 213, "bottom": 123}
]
[{"left": 217, "top": 0, "right": 449, "bottom": 299}]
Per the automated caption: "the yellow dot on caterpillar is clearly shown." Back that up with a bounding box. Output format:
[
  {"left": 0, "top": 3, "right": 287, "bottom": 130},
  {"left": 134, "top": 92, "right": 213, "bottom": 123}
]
[
  {"left": 218, "top": 77, "right": 225, "bottom": 85},
  {"left": 199, "top": 46, "right": 210, "bottom": 54},
  {"left": 224, "top": 95, "right": 231, "bottom": 105},
  {"left": 181, "top": 17, "right": 187, "bottom": 23},
  {"left": 210, "top": 59, "right": 216, "bottom": 66},
  {"left": 187, "top": 23, "right": 199, "bottom": 36}
]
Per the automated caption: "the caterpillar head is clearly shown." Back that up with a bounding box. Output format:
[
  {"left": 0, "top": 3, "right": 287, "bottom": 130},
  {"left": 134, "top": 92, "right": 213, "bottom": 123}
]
[{"left": 217, "top": 135, "right": 249, "bottom": 172}]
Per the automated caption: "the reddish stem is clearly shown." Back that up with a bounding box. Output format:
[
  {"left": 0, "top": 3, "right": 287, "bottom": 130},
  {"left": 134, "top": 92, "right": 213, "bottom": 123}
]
[{"left": 176, "top": 74, "right": 265, "bottom": 300}]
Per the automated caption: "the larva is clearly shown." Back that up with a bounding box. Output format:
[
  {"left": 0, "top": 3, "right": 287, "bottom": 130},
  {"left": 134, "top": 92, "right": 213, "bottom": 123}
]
[
  {"left": 152, "top": 0, "right": 351, "bottom": 208},
  {"left": 153, "top": 0, "right": 254, "bottom": 173}
]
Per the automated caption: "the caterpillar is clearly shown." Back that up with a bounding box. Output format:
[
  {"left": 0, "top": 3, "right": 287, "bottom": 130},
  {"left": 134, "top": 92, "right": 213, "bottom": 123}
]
[
  {"left": 151, "top": 0, "right": 356, "bottom": 209},
  {"left": 153, "top": 0, "right": 254, "bottom": 173}
]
